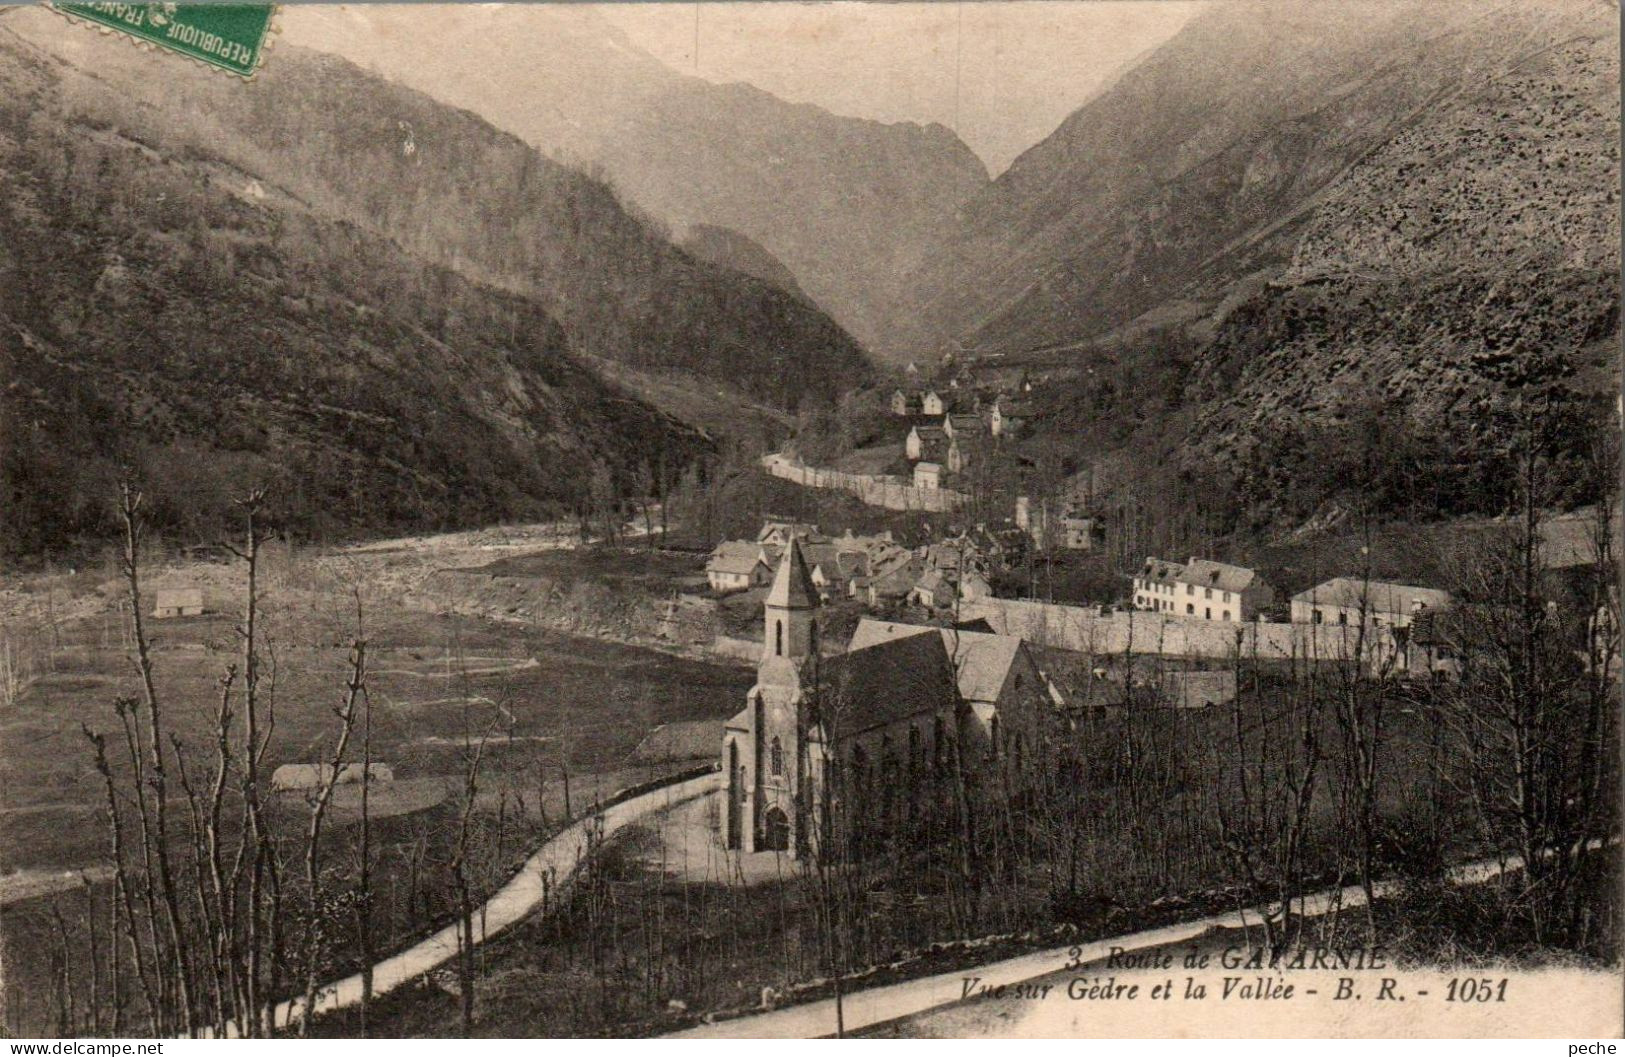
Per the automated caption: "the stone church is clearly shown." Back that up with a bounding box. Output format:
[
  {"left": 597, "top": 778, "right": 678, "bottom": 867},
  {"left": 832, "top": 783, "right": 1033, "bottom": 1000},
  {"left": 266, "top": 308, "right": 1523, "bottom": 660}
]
[{"left": 722, "top": 538, "right": 1060, "bottom": 858}]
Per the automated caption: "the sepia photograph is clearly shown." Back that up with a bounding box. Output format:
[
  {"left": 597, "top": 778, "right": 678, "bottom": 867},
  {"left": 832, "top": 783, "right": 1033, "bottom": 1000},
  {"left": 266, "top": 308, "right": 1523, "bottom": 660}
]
[{"left": 0, "top": 0, "right": 1620, "bottom": 1042}]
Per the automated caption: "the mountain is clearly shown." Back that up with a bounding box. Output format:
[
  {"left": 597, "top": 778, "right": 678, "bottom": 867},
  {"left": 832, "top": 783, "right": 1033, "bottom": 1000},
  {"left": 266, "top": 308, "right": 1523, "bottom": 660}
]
[
  {"left": 898, "top": 0, "right": 1618, "bottom": 359},
  {"left": 0, "top": 9, "right": 868, "bottom": 560},
  {"left": 681, "top": 224, "right": 808, "bottom": 303},
  {"left": 281, "top": 4, "right": 990, "bottom": 358},
  {"left": 902, "top": 0, "right": 1618, "bottom": 525}
]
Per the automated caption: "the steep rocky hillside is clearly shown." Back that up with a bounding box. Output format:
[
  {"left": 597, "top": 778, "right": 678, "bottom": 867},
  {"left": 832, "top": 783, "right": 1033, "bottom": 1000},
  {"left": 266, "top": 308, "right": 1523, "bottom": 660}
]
[
  {"left": 281, "top": 4, "right": 990, "bottom": 357},
  {"left": 3, "top": 9, "right": 869, "bottom": 413},
  {"left": 0, "top": 10, "right": 870, "bottom": 562},
  {"left": 898, "top": 0, "right": 1617, "bottom": 359},
  {"left": 1186, "top": 4, "right": 1619, "bottom": 486},
  {"left": 967, "top": 0, "right": 1618, "bottom": 533}
]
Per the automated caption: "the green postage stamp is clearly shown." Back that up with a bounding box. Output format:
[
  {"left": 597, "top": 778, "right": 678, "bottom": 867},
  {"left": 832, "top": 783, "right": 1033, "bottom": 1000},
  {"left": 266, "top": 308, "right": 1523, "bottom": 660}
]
[{"left": 50, "top": 3, "right": 274, "bottom": 77}]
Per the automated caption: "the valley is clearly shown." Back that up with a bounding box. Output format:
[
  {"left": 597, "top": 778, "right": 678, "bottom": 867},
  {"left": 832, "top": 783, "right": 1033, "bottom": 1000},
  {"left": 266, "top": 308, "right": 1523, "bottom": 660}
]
[{"left": 0, "top": 0, "right": 1619, "bottom": 1042}]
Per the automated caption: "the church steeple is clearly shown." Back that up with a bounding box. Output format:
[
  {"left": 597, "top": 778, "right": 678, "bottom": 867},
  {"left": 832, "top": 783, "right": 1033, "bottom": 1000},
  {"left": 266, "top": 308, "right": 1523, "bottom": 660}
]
[{"left": 764, "top": 536, "right": 818, "bottom": 661}]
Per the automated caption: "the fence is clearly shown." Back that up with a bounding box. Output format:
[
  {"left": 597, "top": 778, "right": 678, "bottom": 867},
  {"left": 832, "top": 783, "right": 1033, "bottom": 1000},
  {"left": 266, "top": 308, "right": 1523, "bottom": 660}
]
[
  {"left": 961, "top": 597, "right": 1386, "bottom": 666},
  {"left": 761, "top": 454, "right": 968, "bottom": 513}
]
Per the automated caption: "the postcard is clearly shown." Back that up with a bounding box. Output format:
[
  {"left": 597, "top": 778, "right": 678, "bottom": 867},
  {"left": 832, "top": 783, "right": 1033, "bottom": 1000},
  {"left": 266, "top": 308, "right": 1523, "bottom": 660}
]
[{"left": 0, "top": 0, "right": 1619, "bottom": 1041}]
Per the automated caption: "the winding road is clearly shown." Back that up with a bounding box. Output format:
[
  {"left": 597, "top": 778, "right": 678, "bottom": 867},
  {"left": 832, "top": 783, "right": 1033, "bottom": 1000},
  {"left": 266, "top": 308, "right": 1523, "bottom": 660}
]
[
  {"left": 668, "top": 850, "right": 1542, "bottom": 1038},
  {"left": 259, "top": 770, "right": 720, "bottom": 1034}
]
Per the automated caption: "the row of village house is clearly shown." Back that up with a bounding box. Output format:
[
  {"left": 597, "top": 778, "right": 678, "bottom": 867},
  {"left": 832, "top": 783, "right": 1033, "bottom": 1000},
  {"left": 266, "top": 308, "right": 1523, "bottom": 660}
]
[
  {"left": 712, "top": 520, "right": 1466, "bottom": 643},
  {"left": 705, "top": 519, "right": 997, "bottom": 611},
  {"left": 1130, "top": 554, "right": 1455, "bottom": 631},
  {"left": 895, "top": 389, "right": 1034, "bottom": 491}
]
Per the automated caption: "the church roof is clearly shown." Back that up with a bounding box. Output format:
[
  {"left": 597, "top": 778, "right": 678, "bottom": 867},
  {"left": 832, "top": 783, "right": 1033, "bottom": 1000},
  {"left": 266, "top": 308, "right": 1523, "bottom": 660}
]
[
  {"left": 848, "top": 619, "right": 1027, "bottom": 707},
  {"left": 817, "top": 631, "right": 959, "bottom": 739},
  {"left": 766, "top": 537, "right": 818, "bottom": 609}
]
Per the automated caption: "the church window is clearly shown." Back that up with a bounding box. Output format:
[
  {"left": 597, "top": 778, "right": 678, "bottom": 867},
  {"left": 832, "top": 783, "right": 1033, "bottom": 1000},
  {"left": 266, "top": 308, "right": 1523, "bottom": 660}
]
[
  {"left": 775, "top": 620, "right": 783, "bottom": 656},
  {"left": 770, "top": 736, "right": 784, "bottom": 778}
]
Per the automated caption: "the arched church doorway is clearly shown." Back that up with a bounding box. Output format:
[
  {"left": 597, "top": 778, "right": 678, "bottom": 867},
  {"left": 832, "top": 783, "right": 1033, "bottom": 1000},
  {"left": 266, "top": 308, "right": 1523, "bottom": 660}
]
[{"left": 761, "top": 806, "right": 790, "bottom": 852}]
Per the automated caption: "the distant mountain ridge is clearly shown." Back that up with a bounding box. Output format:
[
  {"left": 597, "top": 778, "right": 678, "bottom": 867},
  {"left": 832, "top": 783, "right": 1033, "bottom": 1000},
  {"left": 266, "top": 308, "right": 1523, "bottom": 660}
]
[
  {"left": 898, "top": 0, "right": 1618, "bottom": 504},
  {"left": 897, "top": 0, "right": 1619, "bottom": 360},
  {"left": 282, "top": 4, "right": 991, "bottom": 357},
  {"left": 0, "top": 9, "right": 871, "bottom": 560}
]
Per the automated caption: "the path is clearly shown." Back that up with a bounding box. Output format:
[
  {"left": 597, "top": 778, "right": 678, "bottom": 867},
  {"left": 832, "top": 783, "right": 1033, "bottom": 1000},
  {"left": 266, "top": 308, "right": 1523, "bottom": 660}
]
[
  {"left": 668, "top": 849, "right": 1540, "bottom": 1038},
  {"left": 257, "top": 770, "right": 719, "bottom": 1034}
]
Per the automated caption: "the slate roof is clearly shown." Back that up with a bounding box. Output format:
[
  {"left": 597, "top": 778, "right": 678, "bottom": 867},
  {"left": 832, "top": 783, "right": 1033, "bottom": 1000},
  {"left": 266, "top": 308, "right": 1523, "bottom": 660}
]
[
  {"left": 707, "top": 541, "right": 767, "bottom": 576},
  {"left": 1139, "top": 556, "right": 1260, "bottom": 594},
  {"left": 946, "top": 414, "right": 984, "bottom": 434},
  {"left": 817, "top": 629, "right": 959, "bottom": 738},
  {"left": 1181, "top": 558, "right": 1259, "bottom": 594},
  {"left": 848, "top": 619, "right": 1029, "bottom": 708},
  {"left": 766, "top": 537, "right": 818, "bottom": 608},
  {"left": 866, "top": 556, "right": 923, "bottom": 599},
  {"left": 1291, "top": 577, "right": 1452, "bottom": 614}
]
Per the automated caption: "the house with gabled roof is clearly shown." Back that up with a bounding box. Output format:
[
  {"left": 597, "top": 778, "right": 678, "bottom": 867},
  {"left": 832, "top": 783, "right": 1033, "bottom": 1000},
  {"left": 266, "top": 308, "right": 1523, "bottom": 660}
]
[
  {"left": 906, "top": 424, "right": 948, "bottom": 463},
  {"left": 1132, "top": 556, "right": 1273, "bottom": 622},
  {"left": 707, "top": 541, "right": 773, "bottom": 594},
  {"left": 1290, "top": 578, "right": 1452, "bottom": 628},
  {"left": 942, "top": 412, "right": 984, "bottom": 440},
  {"left": 989, "top": 397, "right": 1034, "bottom": 438},
  {"left": 152, "top": 588, "right": 204, "bottom": 619}
]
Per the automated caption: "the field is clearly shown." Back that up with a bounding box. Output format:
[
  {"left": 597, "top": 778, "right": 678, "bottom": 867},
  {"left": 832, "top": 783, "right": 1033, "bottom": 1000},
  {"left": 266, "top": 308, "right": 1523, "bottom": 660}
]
[{"left": 0, "top": 531, "right": 754, "bottom": 1036}]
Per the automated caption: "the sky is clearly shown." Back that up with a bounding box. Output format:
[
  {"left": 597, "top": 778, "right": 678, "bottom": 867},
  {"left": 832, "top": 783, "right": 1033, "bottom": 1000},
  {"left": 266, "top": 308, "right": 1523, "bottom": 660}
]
[{"left": 594, "top": 2, "right": 1202, "bottom": 174}]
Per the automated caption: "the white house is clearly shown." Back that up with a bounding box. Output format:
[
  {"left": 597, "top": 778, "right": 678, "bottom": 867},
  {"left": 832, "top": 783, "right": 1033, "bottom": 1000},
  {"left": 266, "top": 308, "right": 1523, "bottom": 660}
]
[
  {"left": 1017, "top": 497, "right": 1101, "bottom": 551},
  {"left": 707, "top": 542, "right": 773, "bottom": 593},
  {"left": 1132, "top": 557, "right": 1274, "bottom": 622},
  {"left": 152, "top": 588, "right": 204, "bottom": 619},
  {"left": 1290, "top": 578, "right": 1452, "bottom": 628},
  {"left": 921, "top": 390, "right": 946, "bottom": 417},
  {"left": 913, "top": 461, "right": 943, "bottom": 490}
]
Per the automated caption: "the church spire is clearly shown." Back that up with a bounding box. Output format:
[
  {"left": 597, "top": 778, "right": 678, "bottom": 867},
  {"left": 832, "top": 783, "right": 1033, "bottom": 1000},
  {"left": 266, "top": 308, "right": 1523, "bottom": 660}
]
[
  {"left": 766, "top": 536, "right": 817, "bottom": 609},
  {"left": 764, "top": 537, "right": 818, "bottom": 661}
]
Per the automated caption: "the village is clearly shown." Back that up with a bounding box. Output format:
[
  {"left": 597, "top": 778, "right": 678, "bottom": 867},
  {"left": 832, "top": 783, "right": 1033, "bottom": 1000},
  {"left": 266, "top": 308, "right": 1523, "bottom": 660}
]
[
  {"left": 2, "top": 0, "right": 1619, "bottom": 1040},
  {"left": 5, "top": 351, "right": 1617, "bottom": 1038}
]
